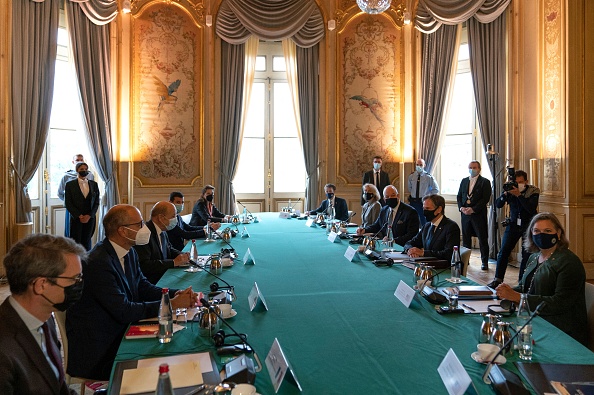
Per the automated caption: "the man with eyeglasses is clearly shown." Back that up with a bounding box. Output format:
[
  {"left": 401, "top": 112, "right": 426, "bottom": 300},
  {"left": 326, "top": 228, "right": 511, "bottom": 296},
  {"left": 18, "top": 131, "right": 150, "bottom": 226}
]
[
  {"left": 66, "top": 204, "right": 198, "bottom": 380},
  {"left": 1, "top": 234, "right": 86, "bottom": 395}
]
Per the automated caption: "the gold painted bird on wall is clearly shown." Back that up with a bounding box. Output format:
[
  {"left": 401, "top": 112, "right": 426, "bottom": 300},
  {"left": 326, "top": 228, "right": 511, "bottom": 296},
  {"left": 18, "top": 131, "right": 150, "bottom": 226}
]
[
  {"left": 153, "top": 76, "right": 181, "bottom": 113},
  {"left": 350, "top": 94, "right": 384, "bottom": 126}
]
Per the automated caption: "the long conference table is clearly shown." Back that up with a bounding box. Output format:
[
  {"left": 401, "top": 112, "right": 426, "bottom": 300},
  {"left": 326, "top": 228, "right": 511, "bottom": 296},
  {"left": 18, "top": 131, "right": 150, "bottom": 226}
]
[{"left": 113, "top": 213, "right": 594, "bottom": 394}]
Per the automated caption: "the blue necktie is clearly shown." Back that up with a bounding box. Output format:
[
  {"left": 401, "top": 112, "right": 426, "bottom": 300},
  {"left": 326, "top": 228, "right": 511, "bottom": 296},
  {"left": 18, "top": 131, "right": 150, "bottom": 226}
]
[{"left": 160, "top": 232, "right": 168, "bottom": 259}]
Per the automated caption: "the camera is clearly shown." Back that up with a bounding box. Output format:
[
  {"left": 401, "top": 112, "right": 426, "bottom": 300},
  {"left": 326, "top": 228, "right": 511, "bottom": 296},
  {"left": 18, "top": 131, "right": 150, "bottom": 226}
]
[
  {"left": 501, "top": 217, "right": 512, "bottom": 227},
  {"left": 502, "top": 166, "right": 518, "bottom": 191}
]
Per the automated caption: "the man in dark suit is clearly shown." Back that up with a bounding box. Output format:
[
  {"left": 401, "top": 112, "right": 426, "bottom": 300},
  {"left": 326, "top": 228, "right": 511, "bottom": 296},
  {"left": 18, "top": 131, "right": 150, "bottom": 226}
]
[
  {"left": 58, "top": 154, "right": 95, "bottom": 237},
  {"left": 457, "top": 160, "right": 492, "bottom": 270},
  {"left": 362, "top": 155, "right": 390, "bottom": 205},
  {"left": 64, "top": 162, "right": 100, "bottom": 251},
  {"left": 357, "top": 185, "right": 419, "bottom": 246},
  {"left": 134, "top": 201, "right": 191, "bottom": 284},
  {"left": 404, "top": 194, "right": 461, "bottom": 261},
  {"left": 306, "top": 183, "right": 349, "bottom": 221},
  {"left": 66, "top": 204, "right": 197, "bottom": 380},
  {"left": 167, "top": 191, "right": 220, "bottom": 251},
  {"left": 1, "top": 234, "right": 86, "bottom": 394}
]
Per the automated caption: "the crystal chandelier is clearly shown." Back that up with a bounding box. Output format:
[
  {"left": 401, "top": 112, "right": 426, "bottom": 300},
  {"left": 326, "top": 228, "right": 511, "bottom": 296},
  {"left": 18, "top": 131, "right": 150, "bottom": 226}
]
[{"left": 356, "top": 0, "right": 392, "bottom": 14}]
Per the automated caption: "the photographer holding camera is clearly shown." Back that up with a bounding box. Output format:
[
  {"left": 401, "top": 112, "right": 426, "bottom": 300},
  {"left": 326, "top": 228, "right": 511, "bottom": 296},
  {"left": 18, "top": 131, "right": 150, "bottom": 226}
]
[{"left": 487, "top": 169, "right": 540, "bottom": 288}]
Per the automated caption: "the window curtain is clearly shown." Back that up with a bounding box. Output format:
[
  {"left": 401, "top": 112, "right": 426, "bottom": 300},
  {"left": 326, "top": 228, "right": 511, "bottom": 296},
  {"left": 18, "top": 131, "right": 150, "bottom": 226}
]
[
  {"left": 468, "top": 15, "right": 507, "bottom": 259},
  {"left": 11, "top": 0, "right": 59, "bottom": 223},
  {"left": 66, "top": 0, "right": 118, "bottom": 239},
  {"left": 417, "top": 24, "right": 459, "bottom": 174}
]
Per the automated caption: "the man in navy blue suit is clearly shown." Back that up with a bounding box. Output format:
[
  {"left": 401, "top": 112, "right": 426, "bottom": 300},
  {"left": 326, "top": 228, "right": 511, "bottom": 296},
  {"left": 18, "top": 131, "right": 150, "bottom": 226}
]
[
  {"left": 356, "top": 185, "right": 419, "bottom": 246},
  {"left": 166, "top": 191, "right": 220, "bottom": 251},
  {"left": 306, "top": 183, "right": 350, "bottom": 221},
  {"left": 404, "top": 194, "right": 461, "bottom": 261},
  {"left": 66, "top": 204, "right": 197, "bottom": 380}
]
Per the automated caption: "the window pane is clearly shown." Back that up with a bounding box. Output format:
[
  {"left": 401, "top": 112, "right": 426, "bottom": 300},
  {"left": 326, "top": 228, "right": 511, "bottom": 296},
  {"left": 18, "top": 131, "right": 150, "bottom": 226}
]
[
  {"left": 255, "top": 56, "right": 266, "bottom": 71},
  {"left": 272, "top": 56, "right": 286, "bottom": 72},
  {"left": 244, "top": 83, "right": 265, "bottom": 138},
  {"left": 273, "top": 83, "right": 298, "bottom": 138},
  {"left": 274, "top": 138, "right": 306, "bottom": 193},
  {"left": 50, "top": 60, "right": 83, "bottom": 131},
  {"left": 440, "top": 134, "right": 472, "bottom": 195},
  {"left": 458, "top": 43, "right": 469, "bottom": 61},
  {"left": 234, "top": 138, "right": 265, "bottom": 193},
  {"left": 445, "top": 72, "right": 474, "bottom": 135},
  {"left": 28, "top": 168, "right": 40, "bottom": 200}
]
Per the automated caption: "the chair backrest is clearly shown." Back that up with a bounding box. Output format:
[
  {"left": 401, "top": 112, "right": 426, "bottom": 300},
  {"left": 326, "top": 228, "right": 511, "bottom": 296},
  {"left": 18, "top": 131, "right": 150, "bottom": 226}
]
[
  {"left": 53, "top": 311, "right": 69, "bottom": 369},
  {"left": 459, "top": 246, "right": 472, "bottom": 276},
  {"left": 180, "top": 213, "right": 192, "bottom": 224},
  {"left": 585, "top": 282, "right": 594, "bottom": 351}
]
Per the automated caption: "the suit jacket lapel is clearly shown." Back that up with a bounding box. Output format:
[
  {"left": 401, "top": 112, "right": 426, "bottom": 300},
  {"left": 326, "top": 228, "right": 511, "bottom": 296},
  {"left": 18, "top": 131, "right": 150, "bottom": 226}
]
[{"left": 104, "top": 241, "right": 133, "bottom": 297}]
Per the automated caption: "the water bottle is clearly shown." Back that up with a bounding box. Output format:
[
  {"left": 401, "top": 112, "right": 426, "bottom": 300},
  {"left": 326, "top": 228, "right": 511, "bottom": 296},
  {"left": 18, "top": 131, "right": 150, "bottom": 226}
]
[
  {"left": 206, "top": 219, "right": 213, "bottom": 240},
  {"left": 243, "top": 206, "right": 248, "bottom": 222},
  {"left": 155, "top": 363, "right": 174, "bottom": 395},
  {"left": 190, "top": 239, "right": 198, "bottom": 261},
  {"left": 158, "top": 288, "right": 173, "bottom": 343},
  {"left": 517, "top": 293, "right": 533, "bottom": 360},
  {"left": 450, "top": 246, "right": 462, "bottom": 283}
]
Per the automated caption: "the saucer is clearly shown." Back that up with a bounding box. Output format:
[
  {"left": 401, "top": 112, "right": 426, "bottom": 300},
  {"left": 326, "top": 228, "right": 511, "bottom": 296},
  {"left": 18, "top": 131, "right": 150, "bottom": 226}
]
[
  {"left": 222, "top": 309, "right": 237, "bottom": 319},
  {"left": 471, "top": 351, "right": 506, "bottom": 365},
  {"left": 445, "top": 278, "right": 467, "bottom": 283}
]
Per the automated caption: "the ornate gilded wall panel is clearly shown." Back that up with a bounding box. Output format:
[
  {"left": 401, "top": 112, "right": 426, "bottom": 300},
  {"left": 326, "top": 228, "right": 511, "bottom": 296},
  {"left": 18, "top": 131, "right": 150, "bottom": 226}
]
[
  {"left": 131, "top": 3, "right": 203, "bottom": 186},
  {"left": 541, "top": 0, "right": 565, "bottom": 197},
  {"left": 337, "top": 14, "right": 404, "bottom": 185}
]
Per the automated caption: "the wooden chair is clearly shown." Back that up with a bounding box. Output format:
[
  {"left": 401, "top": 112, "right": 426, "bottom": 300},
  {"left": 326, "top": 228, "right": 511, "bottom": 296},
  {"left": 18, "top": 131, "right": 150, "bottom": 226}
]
[{"left": 585, "top": 282, "right": 594, "bottom": 351}]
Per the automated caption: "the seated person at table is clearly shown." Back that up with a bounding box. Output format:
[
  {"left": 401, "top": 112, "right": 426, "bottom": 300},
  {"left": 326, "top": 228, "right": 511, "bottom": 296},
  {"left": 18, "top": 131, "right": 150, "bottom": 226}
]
[
  {"left": 356, "top": 185, "right": 419, "bottom": 245},
  {"left": 306, "top": 183, "right": 349, "bottom": 221},
  {"left": 66, "top": 204, "right": 197, "bottom": 380},
  {"left": 361, "top": 183, "right": 381, "bottom": 228},
  {"left": 494, "top": 212, "right": 588, "bottom": 345},
  {"left": 190, "top": 184, "right": 229, "bottom": 226},
  {"left": 166, "top": 191, "right": 220, "bottom": 251},
  {"left": 134, "top": 201, "right": 190, "bottom": 284},
  {"left": 403, "top": 194, "right": 460, "bottom": 261}
]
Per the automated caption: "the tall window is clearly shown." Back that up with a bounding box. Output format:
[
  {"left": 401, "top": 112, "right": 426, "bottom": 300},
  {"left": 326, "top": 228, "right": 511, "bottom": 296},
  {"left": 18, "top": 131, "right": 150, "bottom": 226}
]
[
  {"left": 233, "top": 42, "right": 306, "bottom": 211},
  {"left": 438, "top": 27, "right": 492, "bottom": 196}
]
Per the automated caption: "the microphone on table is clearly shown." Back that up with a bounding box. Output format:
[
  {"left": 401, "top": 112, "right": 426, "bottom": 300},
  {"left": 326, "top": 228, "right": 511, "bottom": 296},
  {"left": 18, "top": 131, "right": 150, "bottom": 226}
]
[
  {"left": 416, "top": 264, "right": 456, "bottom": 304},
  {"left": 189, "top": 257, "right": 236, "bottom": 302},
  {"left": 346, "top": 211, "right": 357, "bottom": 222},
  {"left": 210, "top": 224, "right": 238, "bottom": 258},
  {"left": 288, "top": 198, "right": 301, "bottom": 211},
  {"left": 199, "top": 298, "right": 262, "bottom": 373},
  {"left": 236, "top": 201, "right": 255, "bottom": 220},
  {"left": 482, "top": 301, "right": 546, "bottom": 388}
]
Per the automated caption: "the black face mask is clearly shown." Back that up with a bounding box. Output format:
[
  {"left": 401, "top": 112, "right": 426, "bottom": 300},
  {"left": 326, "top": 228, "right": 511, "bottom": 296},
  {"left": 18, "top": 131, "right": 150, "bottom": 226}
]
[
  {"left": 533, "top": 233, "right": 558, "bottom": 250},
  {"left": 42, "top": 280, "right": 84, "bottom": 312},
  {"left": 206, "top": 194, "right": 214, "bottom": 202},
  {"left": 326, "top": 193, "right": 334, "bottom": 199},
  {"left": 385, "top": 198, "right": 399, "bottom": 208},
  {"left": 78, "top": 171, "right": 89, "bottom": 178},
  {"left": 423, "top": 208, "right": 438, "bottom": 222},
  {"left": 363, "top": 193, "right": 374, "bottom": 201}
]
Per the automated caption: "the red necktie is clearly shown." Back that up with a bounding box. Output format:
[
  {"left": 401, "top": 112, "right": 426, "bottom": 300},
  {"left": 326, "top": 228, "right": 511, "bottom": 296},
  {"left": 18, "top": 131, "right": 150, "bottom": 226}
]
[{"left": 42, "top": 321, "right": 65, "bottom": 384}]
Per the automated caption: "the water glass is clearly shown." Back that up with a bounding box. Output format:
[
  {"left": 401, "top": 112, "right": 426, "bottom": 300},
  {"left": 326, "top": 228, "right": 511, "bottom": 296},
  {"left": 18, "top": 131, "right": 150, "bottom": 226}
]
[{"left": 518, "top": 326, "right": 533, "bottom": 360}]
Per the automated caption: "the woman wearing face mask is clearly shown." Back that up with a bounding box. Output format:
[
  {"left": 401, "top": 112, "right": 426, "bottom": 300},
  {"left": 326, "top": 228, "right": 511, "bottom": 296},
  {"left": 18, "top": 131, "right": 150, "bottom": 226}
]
[
  {"left": 64, "top": 162, "right": 100, "bottom": 251},
  {"left": 189, "top": 184, "right": 229, "bottom": 226},
  {"left": 360, "top": 183, "right": 381, "bottom": 228},
  {"left": 495, "top": 213, "right": 588, "bottom": 345}
]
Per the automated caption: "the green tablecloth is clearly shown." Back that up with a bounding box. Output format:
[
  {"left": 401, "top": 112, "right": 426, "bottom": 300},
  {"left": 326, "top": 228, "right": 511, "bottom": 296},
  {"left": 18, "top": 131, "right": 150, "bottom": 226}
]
[{"left": 114, "top": 213, "right": 594, "bottom": 394}]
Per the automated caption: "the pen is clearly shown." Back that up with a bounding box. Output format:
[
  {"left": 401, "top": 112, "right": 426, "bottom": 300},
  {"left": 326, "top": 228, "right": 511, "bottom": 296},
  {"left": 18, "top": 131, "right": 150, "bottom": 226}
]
[{"left": 462, "top": 303, "right": 475, "bottom": 312}]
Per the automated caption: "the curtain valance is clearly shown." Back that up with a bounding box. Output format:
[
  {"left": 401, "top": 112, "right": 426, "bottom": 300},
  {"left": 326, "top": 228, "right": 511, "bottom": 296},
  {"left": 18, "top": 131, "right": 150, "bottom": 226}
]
[
  {"left": 216, "top": 0, "right": 324, "bottom": 47},
  {"left": 415, "top": 0, "right": 511, "bottom": 33},
  {"left": 33, "top": 0, "right": 118, "bottom": 25}
]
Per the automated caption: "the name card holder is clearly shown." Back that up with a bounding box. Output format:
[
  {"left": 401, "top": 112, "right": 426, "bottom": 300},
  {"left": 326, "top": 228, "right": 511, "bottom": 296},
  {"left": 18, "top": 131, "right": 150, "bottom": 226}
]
[
  {"left": 279, "top": 212, "right": 291, "bottom": 219},
  {"left": 265, "top": 338, "right": 302, "bottom": 393},
  {"left": 327, "top": 231, "right": 339, "bottom": 243},
  {"left": 344, "top": 246, "right": 361, "bottom": 262},
  {"left": 305, "top": 218, "right": 316, "bottom": 227},
  {"left": 241, "top": 226, "right": 250, "bottom": 238},
  {"left": 243, "top": 248, "right": 255, "bottom": 265},
  {"left": 248, "top": 282, "right": 269, "bottom": 311},
  {"left": 394, "top": 280, "right": 415, "bottom": 308},
  {"left": 437, "top": 349, "right": 473, "bottom": 395}
]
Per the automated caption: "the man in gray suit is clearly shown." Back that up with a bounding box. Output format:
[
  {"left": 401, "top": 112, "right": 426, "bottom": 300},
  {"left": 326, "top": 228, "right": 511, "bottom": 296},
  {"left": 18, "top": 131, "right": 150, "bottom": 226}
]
[{"left": 0, "top": 234, "right": 86, "bottom": 394}]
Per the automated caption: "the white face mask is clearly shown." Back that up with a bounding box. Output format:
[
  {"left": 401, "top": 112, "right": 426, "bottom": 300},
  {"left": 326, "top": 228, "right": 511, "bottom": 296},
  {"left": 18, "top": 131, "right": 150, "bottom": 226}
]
[
  {"left": 416, "top": 166, "right": 423, "bottom": 173},
  {"left": 165, "top": 217, "right": 177, "bottom": 231},
  {"left": 124, "top": 225, "right": 151, "bottom": 245},
  {"left": 517, "top": 183, "right": 526, "bottom": 191},
  {"left": 174, "top": 204, "right": 184, "bottom": 214}
]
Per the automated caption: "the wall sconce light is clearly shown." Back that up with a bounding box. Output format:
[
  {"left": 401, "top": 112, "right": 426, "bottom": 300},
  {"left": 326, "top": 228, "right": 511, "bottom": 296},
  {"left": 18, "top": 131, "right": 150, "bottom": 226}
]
[
  {"left": 206, "top": 15, "right": 213, "bottom": 27},
  {"left": 403, "top": 10, "right": 411, "bottom": 25},
  {"left": 122, "top": 0, "right": 131, "bottom": 13},
  {"left": 328, "top": 19, "right": 336, "bottom": 31}
]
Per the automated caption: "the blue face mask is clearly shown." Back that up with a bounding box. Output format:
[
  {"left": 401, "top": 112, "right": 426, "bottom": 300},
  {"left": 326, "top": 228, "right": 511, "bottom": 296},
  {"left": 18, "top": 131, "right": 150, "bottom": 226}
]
[
  {"left": 373, "top": 163, "right": 381, "bottom": 171},
  {"left": 469, "top": 169, "right": 479, "bottom": 178},
  {"left": 416, "top": 166, "right": 424, "bottom": 173}
]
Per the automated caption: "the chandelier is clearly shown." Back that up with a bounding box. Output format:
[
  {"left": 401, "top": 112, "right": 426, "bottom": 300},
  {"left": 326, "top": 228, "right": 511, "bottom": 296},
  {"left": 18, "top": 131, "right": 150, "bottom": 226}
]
[{"left": 356, "top": 0, "right": 392, "bottom": 14}]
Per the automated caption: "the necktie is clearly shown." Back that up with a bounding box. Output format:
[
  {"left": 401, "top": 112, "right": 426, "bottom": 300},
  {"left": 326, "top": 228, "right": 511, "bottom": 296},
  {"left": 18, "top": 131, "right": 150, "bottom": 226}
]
[
  {"left": 41, "top": 321, "right": 65, "bottom": 384},
  {"left": 425, "top": 224, "right": 434, "bottom": 247},
  {"left": 415, "top": 174, "right": 421, "bottom": 198},
  {"left": 375, "top": 172, "right": 379, "bottom": 188},
  {"left": 159, "top": 232, "right": 168, "bottom": 259}
]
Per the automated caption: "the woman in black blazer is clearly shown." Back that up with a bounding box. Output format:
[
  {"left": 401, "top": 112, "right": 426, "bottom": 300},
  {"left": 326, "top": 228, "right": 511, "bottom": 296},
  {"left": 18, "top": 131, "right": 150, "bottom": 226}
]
[{"left": 64, "top": 162, "right": 100, "bottom": 250}]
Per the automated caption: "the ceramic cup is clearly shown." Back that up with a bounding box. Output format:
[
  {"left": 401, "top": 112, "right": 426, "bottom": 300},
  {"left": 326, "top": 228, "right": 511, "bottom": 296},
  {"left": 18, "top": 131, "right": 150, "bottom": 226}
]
[
  {"left": 219, "top": 303, "right": 232, "bottom": 318},
  {"left": 477, "top": 343, "right": 500, "bottom": 361},
  {"left": 231, "top": 383, "right": 257, "bottom": 395}
]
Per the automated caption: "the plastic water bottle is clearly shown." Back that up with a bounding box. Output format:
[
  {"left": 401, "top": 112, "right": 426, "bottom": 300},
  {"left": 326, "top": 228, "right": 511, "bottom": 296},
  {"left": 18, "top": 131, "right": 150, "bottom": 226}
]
[
  {"left": 190, "top": 239, "right": 198, "bottom": 261},
  {"left": 243, "top": 206, "right": 248, "bottom": 222},
  {"left": 155, "top": 363, "right": 174, "bottom": 395},
  {"left": 450, "top": 246, "right": 462, "bottom": 283},
  {"left": 158, "top": 288, "right": 173, "bottom": 343},
  {"left": 517, "top": 293, "right": 532, "bottom": 360}
]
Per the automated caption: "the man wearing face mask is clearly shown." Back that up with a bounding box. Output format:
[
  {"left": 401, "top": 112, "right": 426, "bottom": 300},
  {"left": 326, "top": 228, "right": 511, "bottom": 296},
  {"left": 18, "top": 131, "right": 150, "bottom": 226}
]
[
  {"left": 166, "top": 191, "right": 221, "bottom": 251},
  {"left": 66, "top": 204, "right": 197, "bottom": 380},
  {"left": 0, "top": 234, "right": 86, "bottom": 394},
  {"left": 64, "top": 162, "right": 100, "bottom": 251},
  {"left": 457, "top": 161, "right": 492, "bottom": 270},
  {"left": 356, "top": 185, "right": 419, "bottom": 246},
  {"left": 134, "top": 201, "right": 191, "bottom": 284},
  {"left": 403, "top": 194, "right": 460, "bottom": 261},
  {"left": 58, "top": 154, "right": 95, "bottom": 237},
  {"left": 306, "top": 183, "right": 349, "bottom": 221},
  {"left": 407, "top": 158, "right": 439, "bottom": 225},
  {"left": 487, "top": 170, "right": 540, "bottom": 288},
  {"left": 361, "top": 155, "right": 390, "bottom": 205}
]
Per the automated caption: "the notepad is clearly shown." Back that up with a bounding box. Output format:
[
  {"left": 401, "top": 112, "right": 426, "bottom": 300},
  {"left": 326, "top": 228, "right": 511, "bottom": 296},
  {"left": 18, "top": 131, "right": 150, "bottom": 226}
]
[{"left": 120, "top": 360, "right": 203, "bottom": 394}]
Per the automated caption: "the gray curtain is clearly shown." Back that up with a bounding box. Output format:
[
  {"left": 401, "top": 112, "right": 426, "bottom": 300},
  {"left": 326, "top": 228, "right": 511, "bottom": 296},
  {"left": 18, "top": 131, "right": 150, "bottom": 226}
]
[
  {"left": 218, "top": 41, "right": 246, "bottom": 214},
  {"left": 11, "top": 0, "right": 59, "bottom": 223},
  {"left": 418, "top": 25, "right": 458, "bottom": 173},
  {"left": 66, "top": 1, "right": 120, "bottom": 239},
  {"left": 468, "top": 15, "right": 507, "bottom": 259},
  {"left": 296, "top": 44, "right": 319, "bottom": 211},
  {"left": 415, "top": 0, "right": 511, "bottom": 33}
]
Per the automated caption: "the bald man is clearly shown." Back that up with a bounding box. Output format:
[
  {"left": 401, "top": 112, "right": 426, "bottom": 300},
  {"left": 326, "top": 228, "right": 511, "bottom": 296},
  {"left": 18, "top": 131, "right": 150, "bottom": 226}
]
[{"left": 134, "top": 201, "right": 190, "bottom": 284}]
